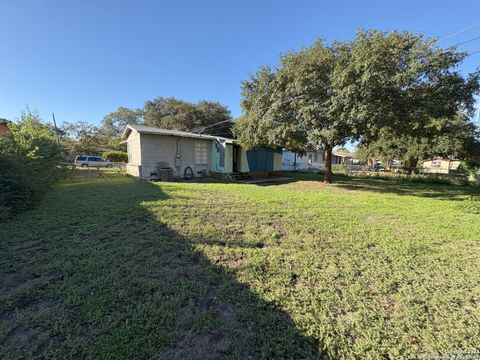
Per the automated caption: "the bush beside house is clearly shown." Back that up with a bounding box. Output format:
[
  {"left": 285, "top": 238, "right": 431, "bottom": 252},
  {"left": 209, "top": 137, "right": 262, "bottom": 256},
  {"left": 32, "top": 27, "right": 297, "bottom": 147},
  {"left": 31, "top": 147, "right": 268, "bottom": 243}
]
[
  {"left": 103, "top": 150, "right": 128, "bottom": 163},
  {"left": 0, "top": 111, "right": 66, "bottom": 221}
]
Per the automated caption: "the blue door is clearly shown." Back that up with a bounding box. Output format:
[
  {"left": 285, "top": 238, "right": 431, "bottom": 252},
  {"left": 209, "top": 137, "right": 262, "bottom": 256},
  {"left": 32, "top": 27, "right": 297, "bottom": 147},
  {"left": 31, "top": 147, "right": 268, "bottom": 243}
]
[{"left": 246, "top": 147, "right": 274, "bottom": 171}]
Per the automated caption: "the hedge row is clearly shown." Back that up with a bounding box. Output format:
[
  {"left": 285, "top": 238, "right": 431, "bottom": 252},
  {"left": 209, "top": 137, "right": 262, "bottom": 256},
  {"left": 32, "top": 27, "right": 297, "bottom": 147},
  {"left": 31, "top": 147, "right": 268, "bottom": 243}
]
[{"left": 103, "top": 150, "right": 128, "bottom": 163}]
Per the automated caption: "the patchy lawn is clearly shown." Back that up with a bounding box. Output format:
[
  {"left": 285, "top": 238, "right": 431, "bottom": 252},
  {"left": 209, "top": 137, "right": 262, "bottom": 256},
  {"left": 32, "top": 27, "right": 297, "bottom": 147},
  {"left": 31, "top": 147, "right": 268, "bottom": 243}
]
[{"left": 1, "top": 173, "right": 479, "bottom": 359}]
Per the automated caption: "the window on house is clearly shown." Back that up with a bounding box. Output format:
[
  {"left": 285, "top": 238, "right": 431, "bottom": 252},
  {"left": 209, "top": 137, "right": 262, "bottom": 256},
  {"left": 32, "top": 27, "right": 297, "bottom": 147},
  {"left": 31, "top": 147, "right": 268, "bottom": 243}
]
[
  {"left": 432, "top": 160, "right": 441, "bottom": 168},
  {"left": 195, "top": 141, "right": 208, "bottom": 165},
  {"left": 215, "top": 140, "right": 225, "bottom": 167},
  {"left": 313, "top": 153, "right": 319, "bottom": 162},
  {"left": 308, "top": 153, "right": 312, "bottom": 163}
]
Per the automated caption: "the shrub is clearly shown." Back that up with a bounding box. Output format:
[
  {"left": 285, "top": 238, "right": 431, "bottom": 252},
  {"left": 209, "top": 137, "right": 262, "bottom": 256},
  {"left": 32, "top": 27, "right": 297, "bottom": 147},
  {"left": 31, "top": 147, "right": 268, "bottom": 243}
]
[
  {"left": 332, "top": 164, "right": 350, "bottom": 175},
  {"left": 103, "top": 150, "right": 128, "bottom": 163},
  {"left": 459, "top": 160, "right": 480, "bottom": 182},
  {"left": 351, "top": 170, "right": 473, "bottom": 186},
  {"left": 0, "top": 154, "right": 33, "bottom": 216},
  {"left": 0, "top": 110, "right": 65, "bottom": 220}
]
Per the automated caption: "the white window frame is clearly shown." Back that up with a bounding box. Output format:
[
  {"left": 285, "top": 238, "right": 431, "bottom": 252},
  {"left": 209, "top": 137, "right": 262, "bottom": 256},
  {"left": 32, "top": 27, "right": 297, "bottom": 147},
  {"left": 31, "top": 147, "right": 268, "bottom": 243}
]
[{"left": 431, "top": 160, "right": 441, "bottom": 168}]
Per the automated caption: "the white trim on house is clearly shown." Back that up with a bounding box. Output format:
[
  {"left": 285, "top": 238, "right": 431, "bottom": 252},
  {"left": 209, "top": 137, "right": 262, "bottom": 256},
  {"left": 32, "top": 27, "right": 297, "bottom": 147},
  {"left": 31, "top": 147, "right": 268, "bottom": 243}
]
[{"left": 122, "top": 124, "right": 235, "bottom": 143}]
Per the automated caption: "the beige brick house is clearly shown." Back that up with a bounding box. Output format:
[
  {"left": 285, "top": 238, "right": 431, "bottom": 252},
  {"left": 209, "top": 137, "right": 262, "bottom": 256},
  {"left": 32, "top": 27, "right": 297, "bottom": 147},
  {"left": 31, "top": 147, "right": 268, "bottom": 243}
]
[{"left": 122, "top": 125, "right": 282, "bottom": 180}]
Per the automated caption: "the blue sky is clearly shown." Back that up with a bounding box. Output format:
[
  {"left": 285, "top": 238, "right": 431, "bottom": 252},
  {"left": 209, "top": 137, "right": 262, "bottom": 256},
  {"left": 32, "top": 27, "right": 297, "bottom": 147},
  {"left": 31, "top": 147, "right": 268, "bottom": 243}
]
[{"left": 1, "top": 0, "right": 479, "bottom": 126}]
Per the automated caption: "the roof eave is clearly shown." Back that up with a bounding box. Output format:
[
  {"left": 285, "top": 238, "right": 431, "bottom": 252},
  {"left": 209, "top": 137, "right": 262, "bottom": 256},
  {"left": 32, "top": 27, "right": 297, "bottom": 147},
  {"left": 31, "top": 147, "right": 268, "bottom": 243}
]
[{"left": 121, "top": 125, "right": 134, "bottom": 140}]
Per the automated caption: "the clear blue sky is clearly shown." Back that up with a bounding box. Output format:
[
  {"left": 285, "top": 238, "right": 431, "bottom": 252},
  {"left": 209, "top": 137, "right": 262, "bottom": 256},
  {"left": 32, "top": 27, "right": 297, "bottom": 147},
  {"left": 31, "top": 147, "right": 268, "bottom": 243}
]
[{"left": 1, "top": 0, "right": 479, "bottom": 126}]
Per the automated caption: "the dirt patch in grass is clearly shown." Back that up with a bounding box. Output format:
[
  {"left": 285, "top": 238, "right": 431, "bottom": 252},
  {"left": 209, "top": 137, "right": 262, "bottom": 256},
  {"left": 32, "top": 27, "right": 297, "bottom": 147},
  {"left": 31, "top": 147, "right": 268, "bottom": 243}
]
[
  {"left": 161, "top": 332, "right": 232, "bottom": 360},
  {"left": 161, "top": 279, "right": 249, "bottom": 358},
  {"left": 282, "top": 181, "right": 333, "bottom": 191}
]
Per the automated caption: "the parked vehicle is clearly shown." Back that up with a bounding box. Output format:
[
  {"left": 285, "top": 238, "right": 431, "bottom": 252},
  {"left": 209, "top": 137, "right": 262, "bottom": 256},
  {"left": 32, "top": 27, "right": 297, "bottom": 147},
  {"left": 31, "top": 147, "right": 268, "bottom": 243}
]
[
  {"left": 74, "top": 156, "right": 112, "bottom": 168},
  {"left": 370, "top": 165, "right": 385, "bottom": 172}
]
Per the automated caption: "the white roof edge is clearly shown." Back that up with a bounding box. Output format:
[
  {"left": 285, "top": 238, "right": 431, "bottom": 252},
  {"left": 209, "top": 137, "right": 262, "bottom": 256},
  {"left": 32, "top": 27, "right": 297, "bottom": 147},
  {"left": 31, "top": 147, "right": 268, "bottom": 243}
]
[
  {"left": 121, "top": 124, "right": 236, "bottom": 142},
  {"left": 333, "top": 152, "right": 353, "bottom": 157}
]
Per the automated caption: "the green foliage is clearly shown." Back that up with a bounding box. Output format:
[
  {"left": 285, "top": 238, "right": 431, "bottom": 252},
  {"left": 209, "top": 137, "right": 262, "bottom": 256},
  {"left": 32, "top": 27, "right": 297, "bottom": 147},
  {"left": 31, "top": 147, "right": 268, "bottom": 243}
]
[
  {"left": 143, "top": 97, "right": 233, "bottom": 136},
  {"left": 103, "top": 150, "right": 128, "bottom": 162},
  {"left": 61, "top": 120, "right": 102, "bottom": 154},
  {"left": 0, "top": 154, "right": 32, "bottom": 216},
  {"left": 234, "top": 29, "right": 480, "bottom": 183},
  {"left": 101, "top": 107, "right": 143, "bottom": 140},
  {"left": 460, "top": 159, "right": 480, "bottom": 181},
  {"left": 459, "top": 197, "right": 480, "bottom": 214},
  {"left": 338, "top": 30, "right": 479, "bottom": 141},
  {"left": 352, "top": 170, "right": 471, "bottom": 186},
  {"left": 0, "top": 109, "right": 65, "bottom": 219},
  {"left": 346, "top": 30, "right": 480, "bottom": 165},
  {"left": 358, "top": 113, "right": 480, "bottom": 169},
  {"left": 332, "top": 164, "right": 350, "bottom": 175}
]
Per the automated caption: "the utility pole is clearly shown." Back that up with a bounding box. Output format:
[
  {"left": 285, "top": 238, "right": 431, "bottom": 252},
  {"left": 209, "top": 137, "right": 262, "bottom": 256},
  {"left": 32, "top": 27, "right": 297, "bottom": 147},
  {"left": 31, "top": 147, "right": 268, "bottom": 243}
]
[
  {"left": 52, "top": 113, "right": 58, "bottom": 131},
  {"left": 52, "top": 112, "right": 61, "bottom": 145}
]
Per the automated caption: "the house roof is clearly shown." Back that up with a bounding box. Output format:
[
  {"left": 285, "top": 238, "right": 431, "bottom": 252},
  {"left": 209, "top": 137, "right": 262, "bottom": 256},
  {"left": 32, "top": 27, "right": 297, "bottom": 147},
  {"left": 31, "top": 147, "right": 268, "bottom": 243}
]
[
  {"left": 122, "top": 124, "right": 236, "bottom": 143},
  {"left": 332, "top": 152, "right": 353, "bottom": 158},
  {"left": 0, "top": 118, "right": 9, "bottom": 124}
]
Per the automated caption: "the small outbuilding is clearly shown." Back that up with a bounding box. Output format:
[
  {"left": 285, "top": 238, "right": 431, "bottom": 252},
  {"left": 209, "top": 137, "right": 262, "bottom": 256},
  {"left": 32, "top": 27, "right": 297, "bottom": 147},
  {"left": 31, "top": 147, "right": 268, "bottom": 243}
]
[{"left": 121, "top": 125, "right": 282, "bottom": 180}]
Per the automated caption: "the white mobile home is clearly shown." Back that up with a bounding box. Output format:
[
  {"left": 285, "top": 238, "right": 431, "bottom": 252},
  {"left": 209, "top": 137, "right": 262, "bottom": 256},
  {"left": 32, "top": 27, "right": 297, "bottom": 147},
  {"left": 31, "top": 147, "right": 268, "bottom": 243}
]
[{"left": 282, "top": 150, "right": 325, "bottom": 170}]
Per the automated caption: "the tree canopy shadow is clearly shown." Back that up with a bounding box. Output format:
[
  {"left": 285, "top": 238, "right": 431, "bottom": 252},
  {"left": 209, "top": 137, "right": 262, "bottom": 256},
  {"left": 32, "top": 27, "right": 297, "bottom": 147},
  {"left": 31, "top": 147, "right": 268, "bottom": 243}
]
[
  {"left": 333, "top": 176, "right": 480, "bottom": 200},
  {"left": 0, "top": 177, "right": 325, "bottom": 359},
  {"left": 282, "top": 171, "right": 480, "bottom": 200}
]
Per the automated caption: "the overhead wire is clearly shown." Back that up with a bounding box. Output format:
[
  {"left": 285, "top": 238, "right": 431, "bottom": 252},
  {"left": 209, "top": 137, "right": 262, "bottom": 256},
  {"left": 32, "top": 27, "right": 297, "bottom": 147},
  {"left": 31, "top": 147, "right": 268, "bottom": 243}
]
[{"left": 438, "top": 21, "right": 480, "bottom": 42}]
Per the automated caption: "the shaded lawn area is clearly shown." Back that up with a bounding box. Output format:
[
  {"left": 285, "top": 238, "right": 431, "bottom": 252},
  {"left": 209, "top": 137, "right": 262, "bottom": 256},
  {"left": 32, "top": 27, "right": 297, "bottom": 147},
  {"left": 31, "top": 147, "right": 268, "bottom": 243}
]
[{"left": 1, "top": 173, "right": 479, "bottom": 359}]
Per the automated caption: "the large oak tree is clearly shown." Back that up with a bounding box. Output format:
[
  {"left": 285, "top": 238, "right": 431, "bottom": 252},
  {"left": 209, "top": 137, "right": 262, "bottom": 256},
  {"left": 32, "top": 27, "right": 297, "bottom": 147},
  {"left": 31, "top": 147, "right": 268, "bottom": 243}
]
[
  {"left": 143, "top": 97, "right": 233, "bottom": 137},
  {"left": 234, "top": 30, "right": 480, "bottom": 183}
]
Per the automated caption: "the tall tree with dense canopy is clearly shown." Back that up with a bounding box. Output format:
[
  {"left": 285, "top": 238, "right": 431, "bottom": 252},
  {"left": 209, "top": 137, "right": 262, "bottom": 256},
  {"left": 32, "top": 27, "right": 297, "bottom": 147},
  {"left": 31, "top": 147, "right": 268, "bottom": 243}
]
[
  {"left": 234, "top": 41, "right": 360, "bottom": 183},
  {"left": 338, "top": 30, "right": 480, "bottom": 170},
  {"left": 357, "top": 113, "right": 480, "bottom": 172},
  {"left": 61, "top": 121, "right": 102, "bottom": 155},
  {"left": 101, "top": 107, "right": 143, "bottom": 140},
  {"left": 234, "top": 30, "right": 480, "bottom": 182},
  {"left": 143, "top": 97, "right": 233, "bottom": 136}
]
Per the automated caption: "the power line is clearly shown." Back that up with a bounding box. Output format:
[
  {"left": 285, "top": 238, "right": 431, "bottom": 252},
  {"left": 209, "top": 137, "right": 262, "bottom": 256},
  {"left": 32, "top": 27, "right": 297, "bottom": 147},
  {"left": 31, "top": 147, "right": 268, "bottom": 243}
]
[
  {"left": 454, "top": 35, "right": 480, "bottom": 47},
  {"left": 195, "top": 119, "right": 234, "bottom": 133},
  {"left": 196, "top": 94, "right": 305, "bottom": 133},
  {"left": 439, "top": 21, "right": 480, "bottom": 42},
  {"left": 467, "top": 49, "right": 480, "bottom": 56}
]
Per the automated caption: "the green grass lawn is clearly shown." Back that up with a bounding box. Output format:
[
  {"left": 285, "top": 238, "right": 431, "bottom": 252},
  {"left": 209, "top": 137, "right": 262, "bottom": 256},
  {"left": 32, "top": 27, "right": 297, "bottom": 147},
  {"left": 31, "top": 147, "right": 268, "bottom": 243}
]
[{"left": 1, "top": 172, "right": 480, "bottom": 359}]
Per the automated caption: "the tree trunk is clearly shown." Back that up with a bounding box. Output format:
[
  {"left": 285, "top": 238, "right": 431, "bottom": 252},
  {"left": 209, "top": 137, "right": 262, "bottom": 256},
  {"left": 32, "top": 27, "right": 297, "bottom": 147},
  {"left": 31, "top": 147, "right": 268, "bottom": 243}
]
[
  {"left": 324, "top": 145, "right": 333, "bottom": 183},
  {"left": 406, "top": 158, "right": 418, "bottom": 175}
]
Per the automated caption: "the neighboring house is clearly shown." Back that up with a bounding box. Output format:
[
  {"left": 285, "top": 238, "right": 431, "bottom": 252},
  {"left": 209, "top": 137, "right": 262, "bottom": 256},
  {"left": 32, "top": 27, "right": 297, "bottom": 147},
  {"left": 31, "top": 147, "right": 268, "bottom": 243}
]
[
  {"left": 0, "top": 118, "right": 10, "bottom": 136},
  {"left": 332, "top": 152, "right": 353, "bottom": 165},
  {"left": 282, "top": 149, "right": 357, "bottom": 170},
  {"left": 282, "top": 150, "right": 324, "bottom": 170},
  {"left": 420, "top": 158, "right": 461, "bottom": 174},
  {"left": 121, "top": 125, "right": 282, "bottom": 180}
]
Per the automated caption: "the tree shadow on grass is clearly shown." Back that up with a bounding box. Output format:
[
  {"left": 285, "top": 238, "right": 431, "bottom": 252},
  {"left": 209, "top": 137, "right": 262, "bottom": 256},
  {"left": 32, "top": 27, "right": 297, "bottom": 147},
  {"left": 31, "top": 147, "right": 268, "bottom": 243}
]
[
  {"left": 283, "top": 171, "right": 480, "bottom": 201},
  {"left": 333, "top": 177, "right": 480, "bottom": 201},
  {"left": 0, "top": 177, "right": 325, "bottom": 359}
]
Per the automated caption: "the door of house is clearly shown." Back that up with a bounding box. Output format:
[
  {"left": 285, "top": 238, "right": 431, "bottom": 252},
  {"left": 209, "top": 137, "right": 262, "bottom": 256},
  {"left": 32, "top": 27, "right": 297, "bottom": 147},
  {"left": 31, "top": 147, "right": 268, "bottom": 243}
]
[
  {"left": 246, "top": 147, "right": 274, "bottom": 172},
  {"left": 232, "top": 145, "right": 241, "bottom": 172}
]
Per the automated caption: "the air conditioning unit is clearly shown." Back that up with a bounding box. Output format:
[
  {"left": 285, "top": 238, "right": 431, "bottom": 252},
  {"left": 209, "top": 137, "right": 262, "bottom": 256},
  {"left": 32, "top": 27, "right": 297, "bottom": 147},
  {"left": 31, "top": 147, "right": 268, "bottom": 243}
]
[{"left": 158, "top": 167, "right": 174, "bottom": 181}]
